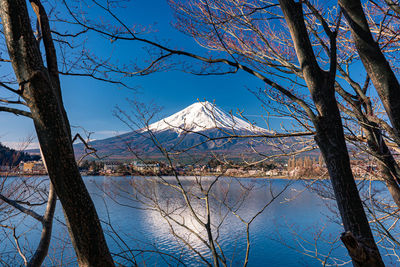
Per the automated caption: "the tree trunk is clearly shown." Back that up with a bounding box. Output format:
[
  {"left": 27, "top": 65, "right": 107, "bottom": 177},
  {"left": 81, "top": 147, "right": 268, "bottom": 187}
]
[
  {"left": 0, "top": 1, "right": 114, "bottom": 266},
  {"left": 336, "top": 81, "right": 400, "bottom": 209},
  {"left": 278, "top": 0, "right": 384, "bottom": 265},
  {"left": 339, "top": 0, "right": 400, "bottom": 146},
  {"left": 314, "top": 114, "right": 384, "bottom": 267},
  {"left": 364, "top": 122, "right": 400, "bottom": 207}
]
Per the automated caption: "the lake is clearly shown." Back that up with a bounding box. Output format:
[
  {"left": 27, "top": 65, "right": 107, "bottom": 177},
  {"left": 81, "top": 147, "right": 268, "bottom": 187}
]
[{"left": 0, "top": 176, "right": 397, "bottom": 266}]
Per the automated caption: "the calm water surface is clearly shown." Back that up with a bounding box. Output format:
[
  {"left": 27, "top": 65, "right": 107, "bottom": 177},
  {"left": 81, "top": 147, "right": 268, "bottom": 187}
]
[{"left": 0, "top": 176, "right": 396, "bottom": 266}]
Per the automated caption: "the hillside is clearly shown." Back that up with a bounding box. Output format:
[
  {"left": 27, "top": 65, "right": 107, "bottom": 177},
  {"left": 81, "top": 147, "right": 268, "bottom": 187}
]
[{"left": 0, "top": 143, "right": 40, "bottom": 166}]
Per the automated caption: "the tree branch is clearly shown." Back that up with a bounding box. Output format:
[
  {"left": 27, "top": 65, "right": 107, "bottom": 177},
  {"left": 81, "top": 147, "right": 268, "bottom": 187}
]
[{"left": 0, "top": 106, "right": 32, "bottom": 118}]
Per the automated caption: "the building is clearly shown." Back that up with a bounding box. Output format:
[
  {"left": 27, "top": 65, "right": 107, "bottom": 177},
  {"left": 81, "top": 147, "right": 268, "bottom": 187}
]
[
  {"left": 132, "top": 161, "right": 160, "bottom": 174},
  {"left": 103, "top": 162, "right": 119, "bottom": 174},
  {"left": 19, "top": 160, "right": 46, "bottom": 174}
]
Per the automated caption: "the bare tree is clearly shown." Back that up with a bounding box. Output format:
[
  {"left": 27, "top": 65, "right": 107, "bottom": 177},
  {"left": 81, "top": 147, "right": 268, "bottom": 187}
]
[
  {"left": 338, "top": 0, "right": 400, "bottom": 145},
  {"left": 0, "top": 170, "right": 56, "bottom": 266},
  {"left": 2, "top": 0, "right": 399, "bottom": 265},
  {"left": 0, "top": 1, "right": 114, "bottom": 266},
  {"left": 58, "top": 0, "right": 389, "bottom": 264}
]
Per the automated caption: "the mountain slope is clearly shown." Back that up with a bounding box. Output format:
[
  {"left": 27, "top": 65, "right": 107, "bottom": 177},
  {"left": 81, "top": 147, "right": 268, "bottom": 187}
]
[{"left": 74, "top": 101, "right": 275, "bottom": 160}]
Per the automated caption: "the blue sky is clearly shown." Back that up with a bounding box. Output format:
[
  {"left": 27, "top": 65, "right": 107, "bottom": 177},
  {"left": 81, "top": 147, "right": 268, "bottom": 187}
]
[{"left": 1, "top": 0, "right": 290, "bottom": 149}]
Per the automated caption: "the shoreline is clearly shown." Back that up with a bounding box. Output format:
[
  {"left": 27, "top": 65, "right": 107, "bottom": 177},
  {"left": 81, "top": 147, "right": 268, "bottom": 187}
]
[{"left": 0, "top": 172, "right": 381, "bottom": 181}]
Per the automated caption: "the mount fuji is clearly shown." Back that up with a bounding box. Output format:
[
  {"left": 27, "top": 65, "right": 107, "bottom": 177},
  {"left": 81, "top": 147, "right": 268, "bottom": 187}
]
[
  {"left": 147, "top": 101, "right": 265, "bottom": 133},
  {"left": 73, "top": 101, "right": 274, "bottom": 160}
]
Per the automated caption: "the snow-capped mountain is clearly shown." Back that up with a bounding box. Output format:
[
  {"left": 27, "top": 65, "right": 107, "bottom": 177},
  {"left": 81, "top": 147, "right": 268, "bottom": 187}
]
[
  {"left": 147, "top": 101, "right": 264, "bottom": 133},
  {"left": 73, "top": 101, "right": 273, "bottom": 160}
]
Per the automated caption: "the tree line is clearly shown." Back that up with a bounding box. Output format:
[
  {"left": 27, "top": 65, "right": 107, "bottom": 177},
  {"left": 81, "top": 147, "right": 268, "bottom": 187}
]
[{"left": 0, "top": 143, "right": 39, "bottom": 166}]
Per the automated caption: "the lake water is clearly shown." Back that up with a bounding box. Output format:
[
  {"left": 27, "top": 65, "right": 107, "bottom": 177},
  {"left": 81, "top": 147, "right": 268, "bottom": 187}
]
[{"left": 0, "top": 176, "right": 397, "bottom": 266}]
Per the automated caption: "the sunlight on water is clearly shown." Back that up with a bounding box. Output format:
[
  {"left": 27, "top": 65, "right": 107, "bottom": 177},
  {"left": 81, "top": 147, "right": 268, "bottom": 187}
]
[{"left": 0, "top": 176, "right": 397, "bottom": 266}]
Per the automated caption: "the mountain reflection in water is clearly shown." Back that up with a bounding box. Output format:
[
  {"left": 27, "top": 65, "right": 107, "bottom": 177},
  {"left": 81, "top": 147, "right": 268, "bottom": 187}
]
[
  {"left": 1, "top": 176, "right": 396, "bottom": 266},
  {"left": 89, "top": 176, "right": 345, "bottom": 266}
]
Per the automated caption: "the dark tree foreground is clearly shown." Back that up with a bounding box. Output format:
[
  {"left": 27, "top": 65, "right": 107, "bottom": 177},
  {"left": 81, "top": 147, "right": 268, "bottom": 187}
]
[
  {"left": 278, "top": 1, "right": 383, "bottom": 265},
  {"left": 0, "top": 1, "right": 114, "bottom": 266},
  {"left": 336, "top": 0, "right": 400, "bottom": 210},
  {"left": 277, "top": 2, "right": 383, "bottom": 266}
]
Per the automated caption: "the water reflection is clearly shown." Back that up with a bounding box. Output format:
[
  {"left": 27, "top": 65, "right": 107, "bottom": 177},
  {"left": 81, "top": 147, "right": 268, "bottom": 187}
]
[
  {"left": 88, "top": 176, "right": 347, "bottom": 266},
  {"left": 0, "top": 176, "right": 366, "bottom": 266}
]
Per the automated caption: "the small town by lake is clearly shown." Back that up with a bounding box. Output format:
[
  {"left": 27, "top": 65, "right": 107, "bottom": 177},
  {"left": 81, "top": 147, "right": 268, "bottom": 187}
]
[{"left": 2, "top": 156, "right": 378, "bottom": 180}]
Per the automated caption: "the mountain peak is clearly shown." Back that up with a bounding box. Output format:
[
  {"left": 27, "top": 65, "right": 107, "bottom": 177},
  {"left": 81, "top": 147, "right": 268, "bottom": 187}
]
[{"left": 147, "top": 101, "right": 265, "bottom": 133}]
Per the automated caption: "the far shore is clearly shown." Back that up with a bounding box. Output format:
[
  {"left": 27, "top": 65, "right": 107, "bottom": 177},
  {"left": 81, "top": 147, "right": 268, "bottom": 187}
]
[{"left": 0, "top": 172, "right": 383, "bottom": 181}]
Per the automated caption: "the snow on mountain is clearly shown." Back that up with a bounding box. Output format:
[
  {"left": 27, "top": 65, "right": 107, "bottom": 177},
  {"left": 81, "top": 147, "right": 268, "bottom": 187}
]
[
  {"left": 68, "top": 101, "right": 278, "bottom": 159},
  {"left": 147, "top": 101, "right": 266, "bottom": 133}
]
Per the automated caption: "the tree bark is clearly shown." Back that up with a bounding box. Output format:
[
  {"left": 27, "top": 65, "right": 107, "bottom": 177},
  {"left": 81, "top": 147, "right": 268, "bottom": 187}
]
[
  {"left": 314, "top": 115, "right": 384, "bottom": 267},
  {"left": 0, "top": 1, "right": 114, "bottom": 266},
  {"left": 339, "top": 0, "right": 400, "bottom": 146},
  {"left": 278, "top": 0, "right": 384, "bottom": 265}
]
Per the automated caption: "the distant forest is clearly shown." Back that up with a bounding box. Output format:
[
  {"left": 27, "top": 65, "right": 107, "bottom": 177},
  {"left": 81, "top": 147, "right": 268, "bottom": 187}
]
[{"left": 0, "top": 143, "right": 40, "bottom": 166}]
